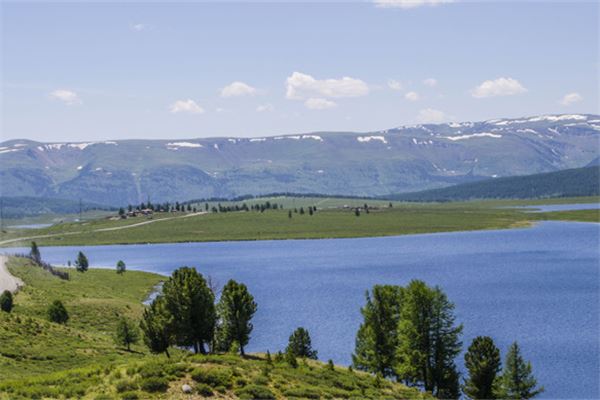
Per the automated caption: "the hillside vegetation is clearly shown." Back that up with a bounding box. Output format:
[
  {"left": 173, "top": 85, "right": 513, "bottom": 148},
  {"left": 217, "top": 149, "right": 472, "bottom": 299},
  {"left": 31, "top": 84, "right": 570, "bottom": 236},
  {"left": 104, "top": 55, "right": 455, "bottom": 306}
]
[
  {"left": 0, "top": 257, "right": 428, "bottom": 400},
  {"left": 1, "top": 196, "right": 598, "bottom": 247},
  {"left": 389, "top": 166, "right": 600, "bottom": 202}
]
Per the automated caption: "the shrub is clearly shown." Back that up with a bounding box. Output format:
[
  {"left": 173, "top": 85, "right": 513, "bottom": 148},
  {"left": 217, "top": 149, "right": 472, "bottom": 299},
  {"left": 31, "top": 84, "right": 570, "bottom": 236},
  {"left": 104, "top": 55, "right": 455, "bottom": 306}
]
[
  {"left": 196, "top": 383, "right": 214, "bottom": 396},
  {"left": 138, "top": 362, "right": 164, "bottom": 378},
  {"left": 0, "top": 290, "right": 13, "bottom": 313},
  {"left": 94, "top": 395, "right": 114, "bottom": 400},
  {"left": 47, "top": 300, "right": 69, "bottom": 324},
  {"left": 115, "top": 380, "right": 137, "bottom": 393},
  {"left": 235, "top": 384, "right": 276, "bottom": 400},
  {"left": 191, "top": 367, "right": 233, "bottom": 388},
  {"left": 283, "top": 386, "right": 322, "bottom": 399},
  {"left": 119, "top": 391, "right": 139, "bottom": 400},
  {"left": 140, "top": 376, "right": 169, "bottom": 393}
]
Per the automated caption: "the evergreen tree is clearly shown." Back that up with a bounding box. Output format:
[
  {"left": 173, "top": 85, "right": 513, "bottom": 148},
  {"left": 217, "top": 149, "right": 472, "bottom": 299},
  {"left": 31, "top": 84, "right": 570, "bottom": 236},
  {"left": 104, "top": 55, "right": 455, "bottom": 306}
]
[
  {"left": 162, "top": 267, "right": 216, "bottom": 354},
  {"left": 115, "top": 317, "right": 140, "bottom": 351},
  {"left": 217, "top": 280, "right": 257, "bottom": 356},
  {"left": 463, "top": 336, "right": 502, "bottom": 399},
  {"left": 286, "top": 327, "right": 317, "bottom": 359},
  {"left": 352, "top": 285, "right": 403, "bottom": 379},
  {"left": 355, "top": 209, "right": 360, "bottom": 217},
  {"left": 0, "top": 290, "right": 13, "bottom": 313},
  {"left": 288, "top": 210, "right": 292, "bottom": 219},
  {"left": 395, "top": 280, "right": 462, "bottom": 398},
  {"left": 75, "top": 251, "right": 89, "bottom": 272},
  {"left": 118, "top": 207, "right": 125, "bottom": 216},
  {"left": 47, "top": 300, "right": 69, "bottom": 324},
  {"left": 140, "top": 297, "right": 172, "bottom": 357},
  {"left": 30, "top": 241, "right": 41, "bottom": 264},
  {"left": 116, "top": 260, "right": 126, "bottom": 274},
  {"left": 498, "top": 342, "right": 544, "bottom": 399}
]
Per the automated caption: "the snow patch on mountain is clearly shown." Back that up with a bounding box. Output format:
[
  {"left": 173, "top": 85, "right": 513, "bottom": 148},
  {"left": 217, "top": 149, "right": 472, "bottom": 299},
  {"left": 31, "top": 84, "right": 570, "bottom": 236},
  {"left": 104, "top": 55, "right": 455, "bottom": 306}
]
[
  {"left": 166, "top": 142, "right": 203, "bottom": 148},
  {"left": 357, "top": 136, "right": 387, "bottom": 144},
  {"left": 444, "top": 132, "right": 502, "bottom": 141}
]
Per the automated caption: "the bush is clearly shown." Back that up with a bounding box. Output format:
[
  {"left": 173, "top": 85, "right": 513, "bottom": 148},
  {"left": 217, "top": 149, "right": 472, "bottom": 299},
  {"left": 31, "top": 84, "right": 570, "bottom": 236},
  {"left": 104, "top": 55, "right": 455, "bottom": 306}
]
[
  {"left": 235, "top": 384, "right": 276, "bottom": 400},
  {"left": 140, "top": 376, "right": 168, "bottom": 393},
  {"left": 191, "top": 367, "right": 233, "bottom": 388},
  {"left": 138, "top": 362, "right": 164, "bottom": 378},
  {"left": 115, "top": 380, "right": 137, "bottom": 393},
  {"left": 0, "top": 290, "right": 13, "bottom": 313},
  {"left": 47, "top": 300, "right": 69, "bottom": 324},
  {"left": 119, "top": 391, "right": 139, "bottom": 400},
  {"left": 283, "top": 386, "right": 323, "bottom": 399},
  {"left": 196, "top": 383, "right": 213, "bottom": 396}
]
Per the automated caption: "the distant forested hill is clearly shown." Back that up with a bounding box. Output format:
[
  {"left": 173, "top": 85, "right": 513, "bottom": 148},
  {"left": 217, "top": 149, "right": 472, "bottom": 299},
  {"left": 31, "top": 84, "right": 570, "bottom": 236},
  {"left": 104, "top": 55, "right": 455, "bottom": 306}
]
[
  {"left": 0, "top": 196, "right": 113, "bottom": 219},
  {"left": 388, "top": 166, "right": 600, "bottom": 202}
]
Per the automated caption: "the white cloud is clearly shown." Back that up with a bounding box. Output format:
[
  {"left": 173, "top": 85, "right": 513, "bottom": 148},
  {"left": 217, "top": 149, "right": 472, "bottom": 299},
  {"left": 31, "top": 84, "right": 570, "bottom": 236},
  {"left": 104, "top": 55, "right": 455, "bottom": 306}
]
[
  {"left": 304, "top": 98, "right": 337, "bottom": 110},
  {"left": 374, "top": 0, "right": 453, "bottom": 9},
  {"left": 169, "top": 99, "right": 205, "bottom": 114},
  {"left": 423, "top": 78, "right": 437, "bottom": 87},
  {"left": 130, "top": 23, "right": 145, "bottom": 32},
  {"left": 49, "top": 89, "right": 81, "bottom": 105},
  {"left": 388, "top": 79, "right": 403, "bottom": 91},
  {"left": 471, "top": 77, "right": 527, "bottom": 98},
  {"left": 405, "top": 91, "right": 420, "bottom": 101},
  {"left": 256, "top": 103, "right": 274, "bottom": 112},
  {"left": 220, "top": 81, "right": 257, "bottom": 98},
  {"left": 559, "top": 92, "right": 583, "bottom": 106},
  {"left": 417, "top": 108, "right": 449, "bottom": 123},
  {"left": 286, "top": 72, "right": 369, "bottom": 100}
]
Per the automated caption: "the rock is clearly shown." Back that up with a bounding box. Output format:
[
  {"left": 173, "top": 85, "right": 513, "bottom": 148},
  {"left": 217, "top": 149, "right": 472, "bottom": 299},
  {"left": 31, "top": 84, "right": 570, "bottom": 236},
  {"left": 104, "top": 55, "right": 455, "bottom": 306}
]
[{"left": 182, "top": 384, "right": 192, "bottom": 394}]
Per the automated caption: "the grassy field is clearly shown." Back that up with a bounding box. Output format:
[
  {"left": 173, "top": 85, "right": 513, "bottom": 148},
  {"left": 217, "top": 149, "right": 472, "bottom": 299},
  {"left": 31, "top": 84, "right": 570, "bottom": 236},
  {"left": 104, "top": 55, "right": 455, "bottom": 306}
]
[
  {"left": 1, "top": 196, "right": 598, "bottom": 247},
  {"left": 0, "top": 257, "right": 429, "bottom": 399}
]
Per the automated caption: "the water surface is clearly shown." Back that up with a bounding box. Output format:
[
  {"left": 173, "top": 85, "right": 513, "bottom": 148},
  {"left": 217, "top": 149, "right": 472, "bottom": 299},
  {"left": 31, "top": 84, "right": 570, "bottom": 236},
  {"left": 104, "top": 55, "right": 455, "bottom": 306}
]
[{"left": 5, "top": 221, "right": 599, "bottom": 398}]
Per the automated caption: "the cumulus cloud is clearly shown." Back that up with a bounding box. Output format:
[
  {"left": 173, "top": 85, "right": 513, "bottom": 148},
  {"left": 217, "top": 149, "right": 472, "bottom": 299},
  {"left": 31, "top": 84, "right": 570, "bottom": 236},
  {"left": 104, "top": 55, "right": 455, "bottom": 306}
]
[
  {"left": 423, "top": 78, "right": 437, "bottom": 87},
  {"left": 169, "top": 99, "right": 205, "bottom": 114},
  {"left": 374, "top": 0, "right": 453, "bottom": 9},
  {"left": 471, "top": 77, "right": 527, "bottom": 98},
  {"left": 405, "top": 91, "right": 420, "bottom": 101},
  {"left": 304, "top": 98, "right": 337, "bottom": 110},
  {"left": 220, "top": 81, "right": 257, "bottom": 98},
  {"left": 559, "top": 92, "right": 583, "bottom": 106},
  {"left": 417, "top": 108, "right": 449, "bottom": 123},
  {"left": 388, "top": 79, "right": 403, "bottom": 91},
  {"left": 49, "top": 89, "right": 81, "bottom": 105},
  {"left": 286, "top": 72, "right": 369, "bottom": 100},
  {"left": 256, "top": 103, "right": 274, "bottom": 112}
]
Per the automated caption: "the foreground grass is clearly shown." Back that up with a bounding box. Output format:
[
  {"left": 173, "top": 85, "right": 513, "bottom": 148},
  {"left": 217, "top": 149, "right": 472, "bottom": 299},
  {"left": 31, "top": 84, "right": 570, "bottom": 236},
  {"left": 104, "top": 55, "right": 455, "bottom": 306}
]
[
  {"left": 0, "top": 258, "right": 428, "bottom": 399},
  {"left": 1, "top": 196, "right": 598, "bottom": 247}
]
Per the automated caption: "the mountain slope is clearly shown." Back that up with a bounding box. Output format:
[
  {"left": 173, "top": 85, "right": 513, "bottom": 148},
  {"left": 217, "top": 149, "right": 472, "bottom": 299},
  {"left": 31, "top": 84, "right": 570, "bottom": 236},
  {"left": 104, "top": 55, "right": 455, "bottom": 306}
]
[
  {"left": 388, "top": 166, "right": 600, "bottom": 202},
  {"left": 1, "top": 114, "right": 598, "bottom": 205}
]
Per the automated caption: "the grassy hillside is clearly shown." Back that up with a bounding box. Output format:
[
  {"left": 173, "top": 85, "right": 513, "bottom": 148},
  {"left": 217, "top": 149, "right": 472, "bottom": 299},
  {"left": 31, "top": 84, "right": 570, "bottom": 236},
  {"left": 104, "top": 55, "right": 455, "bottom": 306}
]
[
  {"left": 1, "top": 196, "right": 598, "bottom": 247},
  {"left": 388, "top": 166, "right": 600, "bottom": 202},
  {"left": 0, "top": 258, "right": 429, "bottom": 399}
]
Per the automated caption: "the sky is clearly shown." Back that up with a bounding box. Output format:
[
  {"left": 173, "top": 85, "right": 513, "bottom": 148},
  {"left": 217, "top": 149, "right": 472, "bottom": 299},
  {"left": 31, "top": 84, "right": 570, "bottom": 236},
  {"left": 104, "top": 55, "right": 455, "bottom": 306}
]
[{"left": 1, "top": 0, "right": 598, "bottom": 142}]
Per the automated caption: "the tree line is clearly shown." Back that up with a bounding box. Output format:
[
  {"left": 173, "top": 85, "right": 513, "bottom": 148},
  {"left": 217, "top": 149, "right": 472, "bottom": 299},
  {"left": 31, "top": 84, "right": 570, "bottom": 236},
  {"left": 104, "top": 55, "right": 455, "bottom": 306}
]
[{"left": 352, "top": 282, "right": 543, "bottom": 399}]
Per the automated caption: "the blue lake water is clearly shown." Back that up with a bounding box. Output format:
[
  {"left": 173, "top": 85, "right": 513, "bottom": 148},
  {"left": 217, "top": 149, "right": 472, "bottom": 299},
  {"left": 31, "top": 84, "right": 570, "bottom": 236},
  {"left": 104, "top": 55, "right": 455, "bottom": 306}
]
[
  {"left": 4, "top": 221, "right": 599, "bottom": 399},
  {"left": 521, "top": 203, "right": 600, "bottom": 213}
]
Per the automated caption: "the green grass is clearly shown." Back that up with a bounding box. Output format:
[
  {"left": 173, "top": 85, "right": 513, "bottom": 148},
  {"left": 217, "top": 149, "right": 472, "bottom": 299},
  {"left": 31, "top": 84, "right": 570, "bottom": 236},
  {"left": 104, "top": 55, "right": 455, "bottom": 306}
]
[
  {"left": 1, "top": 196, "right": 598, "bottom": 247},
  {"left": 0, "top": 258, "right": 430, "bottom": 399},
  {"left": 0, "top": 257, "right": 164, "bottom": 380}
]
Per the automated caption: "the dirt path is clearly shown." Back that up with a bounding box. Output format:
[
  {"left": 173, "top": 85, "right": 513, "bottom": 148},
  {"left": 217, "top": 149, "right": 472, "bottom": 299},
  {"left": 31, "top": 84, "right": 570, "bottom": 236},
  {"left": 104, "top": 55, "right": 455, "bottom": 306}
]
[
  {"left": 0, "top": 212, "right": 208, "bottom": 246},
  {"left": 0, "top": 255, "right": 23, "bottom": 293}
]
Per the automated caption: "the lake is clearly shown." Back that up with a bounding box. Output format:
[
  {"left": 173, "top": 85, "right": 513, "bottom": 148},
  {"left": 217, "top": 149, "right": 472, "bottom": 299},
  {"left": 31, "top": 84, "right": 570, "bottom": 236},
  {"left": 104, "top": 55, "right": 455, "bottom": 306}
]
[{"left": 4, "top": 221, "right": 599, "bottom": 398}]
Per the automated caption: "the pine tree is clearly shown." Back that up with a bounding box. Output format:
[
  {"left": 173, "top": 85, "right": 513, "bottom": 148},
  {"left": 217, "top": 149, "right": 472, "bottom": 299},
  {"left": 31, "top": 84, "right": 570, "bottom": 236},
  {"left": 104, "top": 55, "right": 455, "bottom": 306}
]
[
  {"left": 498, "top": 342, "right": 544, "bottom": 399},
  {"left": 115, "top": 317, "right": 140, "bottom": 351},
  {"left": 75, "top": 251, "right": 89, "bottom": 272},
  {"left": 352, "top": 285, "right": 403, "bottom": 379},
  {"left": 162, "top": 267, "right": 216, "bottom": 354},
  {"left": 140, "top": 297, "right": 172, "bottom": 357},
  {"left": 396, "top": 280, "right": 462, "bottom": 398},
  {"left": 0, "top": 290, "right": 13, "bottom": 313},
  {"left": 116, "top": 260, "right": 126, "bottom": 274},
  {"left": 286, "top": 327, "right": 317, "bottom": 359},
  {"left": 463, "top": 336, "right": 502, "bottom": 399},
  {"left": 217, "top": 280, "right": 257, "bottom": 356},
  {"left": 30, "top": 241, "right": 41, "bottom": 265}
]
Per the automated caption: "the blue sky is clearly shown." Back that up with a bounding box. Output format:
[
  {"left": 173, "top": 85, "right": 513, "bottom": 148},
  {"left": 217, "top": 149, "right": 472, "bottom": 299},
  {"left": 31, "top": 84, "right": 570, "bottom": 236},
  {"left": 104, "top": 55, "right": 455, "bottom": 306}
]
[{"left": 2, "top": 1, "right": 598, "bottom": 142}]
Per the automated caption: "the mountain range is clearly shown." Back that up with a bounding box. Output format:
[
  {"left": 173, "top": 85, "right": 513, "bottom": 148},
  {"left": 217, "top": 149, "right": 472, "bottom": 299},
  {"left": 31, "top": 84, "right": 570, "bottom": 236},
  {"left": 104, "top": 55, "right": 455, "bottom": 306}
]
[{"left": 1, "top": 114, "right": 599, "bottom": 206}]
